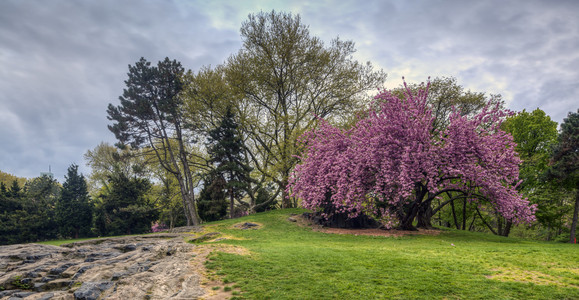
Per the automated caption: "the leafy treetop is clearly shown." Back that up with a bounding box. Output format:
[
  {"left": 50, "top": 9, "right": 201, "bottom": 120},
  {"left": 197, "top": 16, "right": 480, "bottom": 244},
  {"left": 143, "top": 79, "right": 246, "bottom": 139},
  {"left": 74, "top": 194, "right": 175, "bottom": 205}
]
[{"left": 289, "top": 80, "right": 536, "bottom": 229}]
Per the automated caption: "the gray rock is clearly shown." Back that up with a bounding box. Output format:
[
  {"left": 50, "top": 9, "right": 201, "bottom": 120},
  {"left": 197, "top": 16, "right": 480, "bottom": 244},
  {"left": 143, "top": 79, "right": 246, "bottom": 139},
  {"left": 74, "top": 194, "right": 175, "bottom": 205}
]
[
  {"left": 0, "top": 228, "right": 207, "bottom": 299},
  {"left": 13, "top": 291, "right": 35, "bottom": 297},
  {"left": 121, "top": 244, "right": 137, "bottom": 252},
  {"left": 26, "top": 253, "right": 52, "bottom": 261},
  {"left": 71, "top": 265, "right": 94, "bottom": 280},
  {"left": 49, "top": 263, "right": 75, "bottom": 276},
  {"left": 73, "top": 281, "right": 113, "bottom": 300},
  {"left": 37, "top": 292, "right": 55, "bottom": 300},
  {"left": 25, "top": 271, "right": 41, "bottom": 278},
  {"left": 42, "top": 279, "right": 73, "bottom": 291},
  {"left": 111, "top": 272, "right": 125, "bottom": 281},
  {"left": 40, "top": 275, "right": 59, "bottom": 282},
  {"left": 0, "top": 290, "right": 21, "bottom": 298},
  {"left": 34, "top": 282, "right": 46, "bottom": 292}
]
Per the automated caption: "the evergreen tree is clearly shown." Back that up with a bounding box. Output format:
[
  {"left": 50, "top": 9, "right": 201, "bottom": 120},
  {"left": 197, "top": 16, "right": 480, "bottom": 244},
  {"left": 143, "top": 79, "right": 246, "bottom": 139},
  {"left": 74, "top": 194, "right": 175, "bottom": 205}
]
[
  {"left": 1, "top": 175, "right": 60, "bottom": 244},
  {"left": 108, "top": 57, "right": 201, "bottom": 226},
  {"left": 197, "top": 171, "right": 228, "bottom": 222},
  {"left": 0, "top": 182, "right": 7, "bottom": 196},
  {"left": 94, "top": 173, "right": 157, "bottom": 236},
  {"left": 550, "top": 109, "right": 579, "bottom": 243},
  {"left": 56, "top": 164, "right": 93, "bottom": 239},
  {"left": 0, "top": 182, "right": 21, "bottom": 212},
  {"left": 207, "top": 107, "right": 253, "bottom": 218},
  {"left": 8, "top": 180, "right": 22, "bottom": 199}
]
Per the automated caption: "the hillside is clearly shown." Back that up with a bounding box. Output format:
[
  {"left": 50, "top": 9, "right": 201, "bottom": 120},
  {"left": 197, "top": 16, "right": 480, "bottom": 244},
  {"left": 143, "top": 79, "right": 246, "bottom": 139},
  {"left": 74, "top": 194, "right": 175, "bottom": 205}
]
[
  {"left": 3, "top": 209, "right": 577, "bottom": 299},
  {"left": 198, "top": 209, "right": 578, "bottom": 299}
]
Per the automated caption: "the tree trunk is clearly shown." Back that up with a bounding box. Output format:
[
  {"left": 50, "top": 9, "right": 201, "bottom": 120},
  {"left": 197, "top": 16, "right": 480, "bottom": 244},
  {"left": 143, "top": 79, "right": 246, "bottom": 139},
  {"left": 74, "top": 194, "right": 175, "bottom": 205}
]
[
  {"left": 450, "top": 199, "right": 459, "bottom": 229},
  {"left": 462, "top": 198, "right": 467, "bottom": 230},
  {"left": 468, "top": 214, "right": 477, "bottom": 231},
  {"left": 416, "top": 201, "right": 433, "bottom": 229},
  {"left": 182, "top": 189, "right": 200, "bottom": 226},
  {"left": 281, "top": 175, "right": 291, "bottom": 209},
  {"left": 497, "top": 214, "right": 504, "bottom": 236},
  {"left": 476, "top": 206, "right": 498, "bottom": 235},
  {"left": 181, "top": 194, "right": 192, "bottom": 226},
  {"left": 501, "top": 220, "right": 512, "bottom": 237},
  {"left": 398, "top": 202, "right": 419, "bottom": 231},
  {"left": 570, "top": 188, "right": 579, "bottom": 244},
  {"left": 229, "top": 188, "right": 235, "bottom": 219}
]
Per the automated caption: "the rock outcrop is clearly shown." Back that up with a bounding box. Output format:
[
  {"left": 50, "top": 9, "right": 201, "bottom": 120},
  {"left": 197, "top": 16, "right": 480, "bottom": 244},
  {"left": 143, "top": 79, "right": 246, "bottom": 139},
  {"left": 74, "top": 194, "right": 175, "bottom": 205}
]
[{"left": 0, "top": 232, "right": 207, "bottom": 300}]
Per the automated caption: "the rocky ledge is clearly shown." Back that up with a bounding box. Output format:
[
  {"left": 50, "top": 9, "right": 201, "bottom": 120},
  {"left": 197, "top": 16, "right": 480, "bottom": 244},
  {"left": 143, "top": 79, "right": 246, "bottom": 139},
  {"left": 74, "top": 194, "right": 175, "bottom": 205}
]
[{"left": 0, "top": 230, "right": 206, "bottom": 300}]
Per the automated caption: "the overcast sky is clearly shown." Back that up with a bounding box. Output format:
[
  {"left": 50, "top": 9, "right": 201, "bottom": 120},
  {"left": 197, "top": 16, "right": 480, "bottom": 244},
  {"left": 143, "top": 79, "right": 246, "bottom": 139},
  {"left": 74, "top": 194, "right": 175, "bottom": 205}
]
[{"left": 1, "top": 0, "right": 577, "bottom": 182}]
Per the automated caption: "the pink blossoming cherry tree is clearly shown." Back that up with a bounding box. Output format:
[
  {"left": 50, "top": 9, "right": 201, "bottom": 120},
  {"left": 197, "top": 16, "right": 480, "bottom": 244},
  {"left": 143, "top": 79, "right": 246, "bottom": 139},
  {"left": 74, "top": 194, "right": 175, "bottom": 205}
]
[{"left": 288, "top": 80, "right": 536, "bottom": 230}]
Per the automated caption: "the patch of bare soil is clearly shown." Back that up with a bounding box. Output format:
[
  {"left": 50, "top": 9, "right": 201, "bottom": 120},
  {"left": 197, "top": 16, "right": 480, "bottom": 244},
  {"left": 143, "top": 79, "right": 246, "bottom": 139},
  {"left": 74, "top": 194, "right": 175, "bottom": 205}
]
[
  {"left": 193, "top": 244, "right": 250, "bottom": 300},
  {"left": 293, "top": 214, "right": 441, "bottom": 237}
]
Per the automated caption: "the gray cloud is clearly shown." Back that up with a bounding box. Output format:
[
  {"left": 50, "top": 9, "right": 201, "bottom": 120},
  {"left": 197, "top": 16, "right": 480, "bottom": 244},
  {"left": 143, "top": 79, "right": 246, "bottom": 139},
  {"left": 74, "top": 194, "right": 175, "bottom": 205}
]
[{"left": 0, "top": 0, "right": 577, "bottom": 181}]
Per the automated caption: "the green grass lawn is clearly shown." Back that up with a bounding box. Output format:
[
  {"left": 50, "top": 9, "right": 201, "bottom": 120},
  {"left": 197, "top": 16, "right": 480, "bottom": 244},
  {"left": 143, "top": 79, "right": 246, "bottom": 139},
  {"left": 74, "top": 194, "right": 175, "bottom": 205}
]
[{"left": 200, "top": 209, "right": 579, "bottom": 300}]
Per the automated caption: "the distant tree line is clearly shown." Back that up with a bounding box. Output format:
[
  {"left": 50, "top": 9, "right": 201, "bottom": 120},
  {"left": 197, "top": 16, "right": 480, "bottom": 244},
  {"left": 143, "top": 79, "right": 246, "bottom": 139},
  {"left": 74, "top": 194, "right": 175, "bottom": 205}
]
[{"left": 0, "top": 164, "right": 161, "bottom": 245}]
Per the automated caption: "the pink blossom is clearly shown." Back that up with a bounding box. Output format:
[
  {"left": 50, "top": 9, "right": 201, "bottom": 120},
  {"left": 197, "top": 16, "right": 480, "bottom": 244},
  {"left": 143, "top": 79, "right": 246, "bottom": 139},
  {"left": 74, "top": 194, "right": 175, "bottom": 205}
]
[{"left": 288, "top": 80, "right": 536, "bottom": 229}]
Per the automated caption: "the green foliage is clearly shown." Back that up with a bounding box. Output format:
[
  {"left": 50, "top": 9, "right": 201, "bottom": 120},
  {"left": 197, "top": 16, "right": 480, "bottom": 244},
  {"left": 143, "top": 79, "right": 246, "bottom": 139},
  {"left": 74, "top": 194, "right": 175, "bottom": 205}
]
[
  {"left": 8, "top": 276, "right": 33, "bottom": 290},
  {"left": 8, "top": 179, "right": 23, "bottom": 199},
  {"left": 0, "top": 183, "right": 22, "bottom": 212},
  {"left": 390, "top": 76, "right": 493, "bottom": 132},
  {"left": 0, "top": 170, "right": 27, "bottom": 187},
  {"left": 0, "top": 175, "right": 60, "bottom": 245},
  {"left": 93, "top": 173, "right": 158, "bottom": 236},
  {"left": 225, "top": 11, "right": 386, "bottom": 208},
  {"left": 153, "top": 173, "right": 187, "bottom": 229},
  {"left": 549, "top": 109, "right": 579, "bottom": 243},
  {"left": 84, "top": 142, "right": 150, "bottom": 196},
  {"left": 107, "top": 57, "right": 201, "bottom": 226},
  {"left": 202, "top": 210, "right": 579, "bottom": 299},
  {"left": 56, "top": 164, "right": 93, "bottom": 239},
  {"left": 503, "top": 109, "right": 558, "bottom": 189},
  {"left": 206, "top": 107, "right": 253, "bottom": 218},
  {"left": 254, "top": 184, "right": 277, "bottom": 213},
  {"left": 499, "top": 109, "right": 562, "bottom": 238},
  {"left": 197, "top": 172, "right": 228, "bottom": 222},
  {"left": 550, "top": 109, "right": 579, "bottom": 187}
]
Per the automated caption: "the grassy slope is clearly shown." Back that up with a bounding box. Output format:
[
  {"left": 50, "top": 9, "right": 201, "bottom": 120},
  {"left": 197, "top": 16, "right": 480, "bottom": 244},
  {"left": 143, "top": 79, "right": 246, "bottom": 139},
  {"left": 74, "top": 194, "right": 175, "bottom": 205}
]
[{"left": 201, "top": 209, "right": 579, "bottom": 300}]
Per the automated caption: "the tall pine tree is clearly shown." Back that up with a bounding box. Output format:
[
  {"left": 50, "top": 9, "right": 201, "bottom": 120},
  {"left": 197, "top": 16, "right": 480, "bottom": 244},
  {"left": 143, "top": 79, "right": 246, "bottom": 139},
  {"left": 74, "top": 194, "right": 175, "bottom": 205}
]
[
  {"left": 197, "top": 171, "right": 228, "bottom": 222},
  {"left": 93, "top": 173, "right": 157, "bottom": 236},
  {"left": 56, "top": 164, "right": 93, "bottom": 239},
  {"left": 207, "top": 107, "right": 253, "bottom": 218},
  {"left": 550, "top": 110, "right": 579, "bottom": 243}
]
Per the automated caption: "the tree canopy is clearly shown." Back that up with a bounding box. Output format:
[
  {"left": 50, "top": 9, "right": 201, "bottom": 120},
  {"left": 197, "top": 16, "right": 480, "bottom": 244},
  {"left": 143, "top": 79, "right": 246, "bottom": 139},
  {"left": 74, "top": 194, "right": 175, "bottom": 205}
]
[
  {"left": 107, "top": 57, "right": 200, "bottom": 226},
  {"left": 226, "top": 10, "right": 387, "bottom": 208},
  {"left": 206, "top": 107, "right": 253, "bottom": 218},
  {"left": 289, "top": 81, "right": 536, "bottom": 230},
  {"left": 56, "top": 164, "right": 93, "bottom": 239},
  {"left": 550, "top": 109, "right": 579, "bottom": 243}
]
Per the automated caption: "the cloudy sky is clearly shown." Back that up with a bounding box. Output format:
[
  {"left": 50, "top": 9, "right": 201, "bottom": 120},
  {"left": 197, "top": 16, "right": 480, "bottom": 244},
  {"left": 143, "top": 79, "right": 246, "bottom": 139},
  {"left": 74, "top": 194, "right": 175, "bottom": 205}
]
[{"left": 1, "top": 0, "right": 577, "bottom": 182}]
